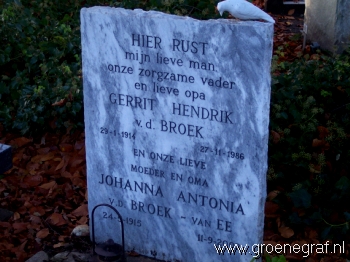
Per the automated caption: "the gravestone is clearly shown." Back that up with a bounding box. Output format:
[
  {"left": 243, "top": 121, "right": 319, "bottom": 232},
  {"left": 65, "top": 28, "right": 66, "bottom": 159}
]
[
  {"left": 305, "top": 0, "right": 350, "bottom": 54},
  {"left": 0, "top": 144, "right": 12, "bottom": 174},
  {"left": 81, "top": 7, "right": 273, "bottom": 261}
]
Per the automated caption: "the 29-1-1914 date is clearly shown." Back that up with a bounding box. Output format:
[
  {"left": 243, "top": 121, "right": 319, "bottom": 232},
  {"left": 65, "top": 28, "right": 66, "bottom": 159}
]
[{"left": 100, "top": 127, "right": 135, "bottom": 139}]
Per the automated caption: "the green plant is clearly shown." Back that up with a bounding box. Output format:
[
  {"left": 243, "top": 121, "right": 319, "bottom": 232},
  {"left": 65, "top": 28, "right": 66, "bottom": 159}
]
[
  {"left": 0, "top": 0, "right": 84, "bottom": 135},
  {"left": 269, "top": 49, "right": 350, "bottom": 240}
]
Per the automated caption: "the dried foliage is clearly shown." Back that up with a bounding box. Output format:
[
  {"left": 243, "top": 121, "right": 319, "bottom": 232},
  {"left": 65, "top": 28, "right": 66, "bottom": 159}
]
[{"left": 0, "top": 131, "right": 88, "bottom": 261}]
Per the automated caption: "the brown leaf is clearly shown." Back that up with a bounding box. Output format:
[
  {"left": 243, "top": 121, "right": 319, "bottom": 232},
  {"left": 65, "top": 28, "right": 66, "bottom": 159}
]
[
  {"left": 12, "top": 222, "right": 28, "bottom": 234},
  {"left": 37, "top": 147, "right": 50, "bottom": 154},
  {"left": 0, "top": 222, "right": 11, "bottom": 228},
  {"left": 29, "top": 206, "right": 46, "bottom": 216},
  {"left": 52, "top": 98, "right": 66, "bottom": 107},
  {"left": 271, "top": 130, "right": 280, "bottom": 144},
  {"left": 78, "top": 216, "right": 88, "bottom": 225},
  {"left": 310, "top": 165, "right": 321, "bottom": 174},
  {"left": 53, "top": 242, "right": 67, "bottom": 248},
  {"left": 70, "top": 157, "right": 85, "bottom": 168},
  {"left": 288, "top": 9, "right": 295, "bottom": 15},
  {"left": 11, "top": 137, "right": 32, "bottom": 148},
  {"left": 13, "top": 212, "right": 21, "bottom": 220},
  {"left": 267, "top": 190, "right": 280, "bottom": 201},
  {"left": 58, "top": 235, "right": 68, "bottom": 242},
  {"left": 39, "top": 181, "right": 57, "bottom": 190},
  {"left": 71, "top": 204, "right": 88, "bottom": 217},
  {"left": 62, "top": 171, "right": 73, "bottom": 179},
  {"left": 71, "top": 177, "right": 85, "bottom": 188},
  {"left": 312, "top": 138, "right": 325, "bottom": 147},
  {"left": 30, "top": 215, "right": 42, "bottom": 224},
  {"left": 74, "top": 140, "right": 85, "bottom": 150},
  {"left": 55, "top": 158, "right": 66, "bottom": 171},
  {"left": 279, "top": 226, "right": 294, "bottom": 238},
  {"left": 36, "top": 228, "right": 50, "bottom": 239},
  {"left": 21, "top": 175, "right": 43, "bottom": 188},
  {"left": 317, "top": 126, "right": 329, "bottom": 139},
  {"left": 59, "top": 143, "right": 74, "bottom": 152},
  {"left": 265, "top": 201, "right": 279, "bottom": 217},
  {"left": 47, "top": 213, "right": 67, "bottom": 226},
  {"left": 26, "top": 162, "right": 40, "bottom": 174},
  {"left": 31, "top": 152, "right": 55, "bottom": 163}
]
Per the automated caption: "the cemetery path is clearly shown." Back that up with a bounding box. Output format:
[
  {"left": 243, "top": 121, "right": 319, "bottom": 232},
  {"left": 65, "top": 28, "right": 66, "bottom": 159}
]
[{"left": 0, "top": 14, "right": 344, "bottom": 262}]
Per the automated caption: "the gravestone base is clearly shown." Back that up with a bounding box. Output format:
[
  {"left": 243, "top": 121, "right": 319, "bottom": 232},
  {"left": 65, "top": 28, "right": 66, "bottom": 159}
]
[{"left": 0, "top": 144, "right": 12, "bottom": 174}]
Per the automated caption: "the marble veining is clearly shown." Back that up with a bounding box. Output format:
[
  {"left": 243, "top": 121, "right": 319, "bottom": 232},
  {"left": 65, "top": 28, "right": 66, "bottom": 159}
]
[{"left": 81, "top": 7, "right": 273, "bottom": 261}]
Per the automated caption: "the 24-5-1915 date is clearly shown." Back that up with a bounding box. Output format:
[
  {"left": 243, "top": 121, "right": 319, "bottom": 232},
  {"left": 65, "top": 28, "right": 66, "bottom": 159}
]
[
  {"left": 102, "top": 212, "right": 141, "bottom": 227},
  {"left": 100, "top": 127, "right": 135, "bottom": 139}
]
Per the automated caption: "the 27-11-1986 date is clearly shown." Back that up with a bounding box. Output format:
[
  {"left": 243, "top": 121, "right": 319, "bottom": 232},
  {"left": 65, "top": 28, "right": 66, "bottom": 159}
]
[
  {"left": 199, "top": 146, "right": 244, "bottom": 160},
  {"left": 100, "top": 127, "right": 135, "bottom": 139}
]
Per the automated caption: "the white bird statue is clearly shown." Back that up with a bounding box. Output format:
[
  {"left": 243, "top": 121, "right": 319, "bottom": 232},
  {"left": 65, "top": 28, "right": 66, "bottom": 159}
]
[{"left": 217, "top": 0, "right": 275, "bottom": 23}]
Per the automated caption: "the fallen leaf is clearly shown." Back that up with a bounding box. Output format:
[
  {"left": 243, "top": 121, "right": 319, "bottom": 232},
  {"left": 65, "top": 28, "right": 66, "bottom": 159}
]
[
  {"left": 11, "top": 137, "right": 32, "bottom": 148},
  {"left": 265, "top": 202, "right": 279, "bottom": 217},
  {"left": 36, "top": 228, "right": 50, "bottom": 239},
  {"left": 267, "top": 190, "right": 280, "bottom": 201},
  {"left": 74, "top": 140, "right": 85, "bottom": 150},
  {"left": 13, "top": 222, "right": 28, "bottom": 234},
  {"left": 312, "top": 138, "right": 325, "bottom": 147},
  {"left": 317, "top": 126, "right": 329, "bottom": 139},
  {"left": 271, "top": 130, "right": 280, "bottom": 144},
  {"left": 70, "top": 157, "right": 85, "bottom": 168},
  {"left": 30, "top": 215, "right": 42, "bottom": 224},
  {"left": 55, "top": 158, "right": 66, "bottom": 171},
  {"left": 77, "top": 216, "right": 88, "bottom": 225},
  {"left": 47, "top": 213, "right": 67, "bottom": 226},
  {"left": 13, "top": 212, "right": 20, "bottom": 220},
  {"left": 29, "top": 206, "right": 46, "bottom": 216},
  {"left": 39, "top": 181, "right": 57, "bottom": 190},
  {"left": 279, "top": 226, "right": 294, "bottom": 238},
  {"left": 21, "top": 175, "right": 43, "bottom": 188},
  {"left": 37, "top": 147, "right": 50, "bottom": 154},
  {"left": 288, "top": 9, "right": 295, "bottom": 16},
  {"left": 59, "top": 143, "right": 73, "bottom": 152},
  {"left": 53, "top": 242, "right": 67, "bottom": 248},
  {"left": 31, "top": 152, "right": 55, "bottom": 163},
  {"left": 52, "top": 98, "right": 66, "bottom": 107},
  {"left": 0, "top": 222, "right": 11, "bottom": 228},
  {"left": 71, "top": 204, "right": 88, "bottom": 217}
]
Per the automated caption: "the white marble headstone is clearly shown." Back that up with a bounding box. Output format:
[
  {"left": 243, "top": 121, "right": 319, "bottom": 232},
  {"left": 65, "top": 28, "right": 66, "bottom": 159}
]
[{"left": 81, "top": 7, "right": 273, "bottom": 262}]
